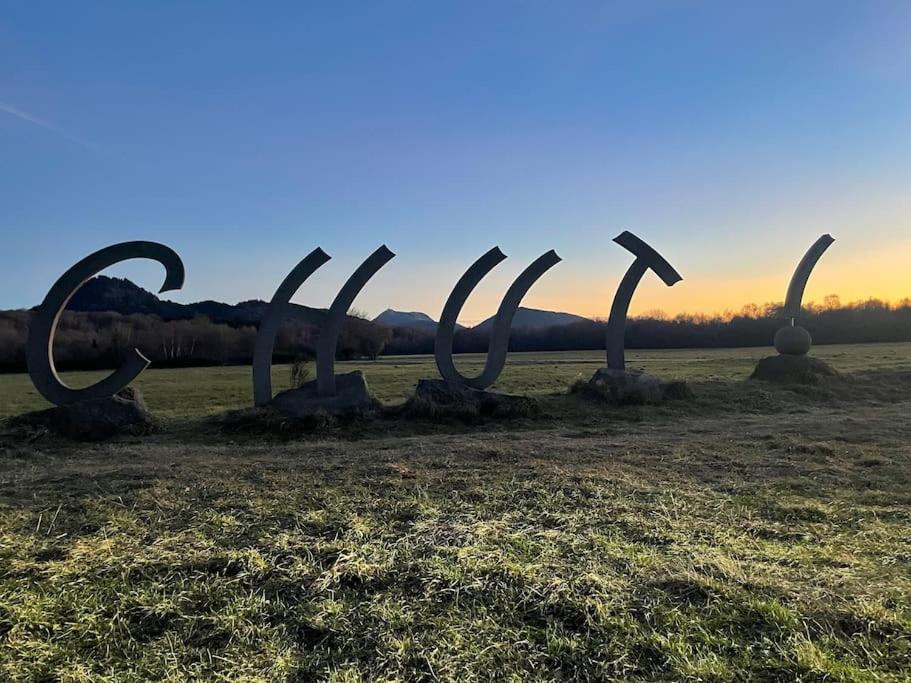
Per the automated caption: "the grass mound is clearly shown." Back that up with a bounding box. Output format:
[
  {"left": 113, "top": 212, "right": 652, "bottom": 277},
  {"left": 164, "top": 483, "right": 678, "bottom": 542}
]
[
  {"left": 402, "top": 380, "right": 541, "bottom": 423},
  {"left": 216, "top": 406, "right": 339, "bottom": 437},
  {"left": 571, "top": 376, "right": 694, "bottom": 405},
  {"left": 403, "top": 393, "right": 540, "bottom": 422},
  {"left": 1, "top": 387, "right": 157, "bottom": 442},
  {"left": 750, "top": 354, "right": 840, "bottom": 384}
]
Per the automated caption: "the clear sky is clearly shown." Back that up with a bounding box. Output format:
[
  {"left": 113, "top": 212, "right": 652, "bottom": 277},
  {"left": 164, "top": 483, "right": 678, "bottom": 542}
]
[{"left": 2, "top": 1, "right": 909, "bottom": 323}]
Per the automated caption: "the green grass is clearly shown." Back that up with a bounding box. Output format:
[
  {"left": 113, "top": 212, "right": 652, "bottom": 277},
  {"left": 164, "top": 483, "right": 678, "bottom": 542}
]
[
  {"left": 2, "top": 342, "right": 910, "bottom": 419},
  {"left": 1, "top": 343, "right": 911, "bottom": 680}
]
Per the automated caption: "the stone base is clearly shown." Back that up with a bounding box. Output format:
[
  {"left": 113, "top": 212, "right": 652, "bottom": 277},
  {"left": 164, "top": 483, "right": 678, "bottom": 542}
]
[
  {"left": 406, "top": 379, "right": 540, "bottom": 420},
  {"left": 6, "top": 387, "right": 154, "bottom": 441},
  {"left": 270, "top": 371, "right": 377, "bottom": 417},
  {"left": 750, "top": 355, "right": 839, "bottom": 384},
  {"left": 574, "top": 368, "right": 693, "bottom": 405}
]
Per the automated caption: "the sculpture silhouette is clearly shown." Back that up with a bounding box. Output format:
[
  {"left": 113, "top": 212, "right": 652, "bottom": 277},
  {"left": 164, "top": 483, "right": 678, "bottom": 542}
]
[
  {"left": 434, "top": 247, "right": 561, "bottom": 390},
  {"left": 26, "top": 241, "right": 185, "bottom": 406},
  {"left": 315, "top": 246, "right": 395, "bottom": 396},
  {"left": 774, "top": 234, "right": 835, "bottom": 356},
  {"left": 252, "top": 245, "right": 395, "bottom": 405},
  {"left": 783, "top": 234, "right": 835, "bottom": 320},
  {"left": 605, "top": 231, "right": 682, "bottom": 371},
  {"left": 252, "top": 248, "right": 331, "bottom": 406}
]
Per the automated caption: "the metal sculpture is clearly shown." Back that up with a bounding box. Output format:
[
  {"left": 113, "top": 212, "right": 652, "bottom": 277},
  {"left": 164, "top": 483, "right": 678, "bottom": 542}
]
[
  {"left": 605, "top": 231, "right": 682, "bottom": 371},
  {"left": 434, "top": 247, "right": 561, "bottom": 390},
  {"left": 252, "top": 248, "right": 330, "bottom": 406},
  {"left": 774, "top": 234, "right": 835, "bottom": 356},
  {"left": 316, "top": 246, "right": 395, "bottom": 395},
  {"left": 26, "top": 241, "right": 185, "bottom": 406},
  {"left": 252, "top": 245, "right": 395, "bottom": 405}
]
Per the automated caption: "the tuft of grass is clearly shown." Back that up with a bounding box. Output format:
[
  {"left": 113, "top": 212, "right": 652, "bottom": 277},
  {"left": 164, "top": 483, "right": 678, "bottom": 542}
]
[{"left": 289, "top": 358, "right": 313, "bottom": 389}]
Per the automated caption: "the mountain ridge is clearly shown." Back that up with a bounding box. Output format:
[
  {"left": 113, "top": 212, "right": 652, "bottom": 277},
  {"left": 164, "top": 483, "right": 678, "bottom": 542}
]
[
  {"left": 63, "top": 275, "right": 329, "bottom": 326},
  {"left": 373, "top": 309, "right": 440, "bottom": 332},
  {"left": 373, "top": 307, "right": 590, "bottom": 333},
  {"left": 57, "top": 277, "right": 593, "bottom": 334},
  {"left": 472, "top": 307, "right": 592, "bottom": 332}
]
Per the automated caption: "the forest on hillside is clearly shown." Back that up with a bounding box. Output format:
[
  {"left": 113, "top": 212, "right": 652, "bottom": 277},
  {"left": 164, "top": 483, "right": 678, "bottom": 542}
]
[
  {"left": 1, "top": 296, "right": 910, "bottom": 373},
  {"left": 0, "top": 310, "right": 390, "bottom": 373}
]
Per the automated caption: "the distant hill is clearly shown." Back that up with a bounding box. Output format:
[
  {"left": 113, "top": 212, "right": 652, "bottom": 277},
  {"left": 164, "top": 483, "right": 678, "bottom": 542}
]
[
  {"left": 373, "top": 309, "right": 468, "bottom": 332},
  {"left": 67, "top": 276, "right": 186, "bottom": 317},
  {"left": 62, "top": 280, "right": 591, "bottom": 335},
  {"left": 375, "top": 307, "right": 589, "bottom": 334},
  {"left": 373, "top": 309, "right": 439, "bottom": 332},
  {"left": 63, "top": 275, "right": 330, "bottom": 326},
  {"left": 473, "top": 307, "right": 591, "bottom": 332}
]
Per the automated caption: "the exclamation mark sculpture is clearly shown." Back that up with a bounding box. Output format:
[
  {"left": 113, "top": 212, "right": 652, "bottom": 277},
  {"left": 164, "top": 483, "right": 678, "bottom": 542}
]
[{"left": 750, "top": 234, "right": 838, "bottom": 382}]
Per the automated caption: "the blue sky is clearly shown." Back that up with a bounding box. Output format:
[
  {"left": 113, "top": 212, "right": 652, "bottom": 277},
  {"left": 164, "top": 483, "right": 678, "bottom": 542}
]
[{"left": 2, "top": 1, "right": 909, "bottom": 322}]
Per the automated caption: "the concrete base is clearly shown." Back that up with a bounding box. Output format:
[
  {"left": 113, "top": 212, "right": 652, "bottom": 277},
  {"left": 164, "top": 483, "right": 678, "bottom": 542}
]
[
  {"left": 575, "top": 368, "right": 692, "bottom": 405},
  {"left": 407, "top": 379, "right": 540, "bottom": 419},
  {"left": 750, "top": 355, "right": 839, "bottom": 384},
  {"left": 6, "top": 387, "right": 154, "bottom": 441},
  {"left": 270, "top": 371, "right": 377, "bottom": 417}
]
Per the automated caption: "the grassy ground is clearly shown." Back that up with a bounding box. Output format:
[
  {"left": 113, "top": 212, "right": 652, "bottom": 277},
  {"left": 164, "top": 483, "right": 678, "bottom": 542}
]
[
  {"left": 1, "top": 344, "right": 910, "bottom": 680},
  {"left": 2, "top": 342, "right": 910, "bottom": 419}
]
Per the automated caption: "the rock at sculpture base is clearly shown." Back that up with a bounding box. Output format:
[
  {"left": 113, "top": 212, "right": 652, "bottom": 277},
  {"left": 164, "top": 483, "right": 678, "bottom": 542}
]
[
  {"left": 406, "top": 379, "right": 540, "bottom": 421},
  {"left": 270, "top": 371, "right": 377, "bottom": 417},
  {"left": 574, "top": 368, "right": 693, "bottom": 405},
  {"left": 7, "top": 387, "right": 154, "bottom": 441},
  {"left": 750, "top": 355, "right": 839, "bottom": 384}
]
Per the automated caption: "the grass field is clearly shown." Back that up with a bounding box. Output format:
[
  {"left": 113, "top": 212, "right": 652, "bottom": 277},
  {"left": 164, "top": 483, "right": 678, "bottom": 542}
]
[
  {"left": 2, "top": 342, "right": 910, "bottom": 419},
  {"left": 1, "top": 343, "right": 911, "bottom": 680}
]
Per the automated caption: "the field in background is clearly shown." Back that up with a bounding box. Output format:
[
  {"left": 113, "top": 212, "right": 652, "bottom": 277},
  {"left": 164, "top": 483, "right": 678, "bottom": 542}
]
[
  {"left": 1, "top": 342, "right": 910, "bottom": 680},
  {"left": 2, "top": 342, "right": 911, "bottom": 419}
]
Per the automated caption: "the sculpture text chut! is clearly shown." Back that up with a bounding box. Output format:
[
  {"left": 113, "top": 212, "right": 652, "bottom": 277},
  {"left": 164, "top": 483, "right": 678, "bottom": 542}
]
[
  {"left": 434, "top": 247, "right": 561, "bottom": 390},
  {"left": 606, "top": 231, "right": 682, "bottom": 371},
  {"left": 31, "top": 233, "right": 866, "bottom": 414},
  {"left": 26, "top": 241, "right": 185, "bottom": 406}
]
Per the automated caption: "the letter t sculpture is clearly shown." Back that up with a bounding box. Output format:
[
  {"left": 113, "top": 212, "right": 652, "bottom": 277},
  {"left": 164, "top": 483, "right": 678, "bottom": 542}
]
[{"left": 605, "top": 231, "right": 683, "bottom": 371}]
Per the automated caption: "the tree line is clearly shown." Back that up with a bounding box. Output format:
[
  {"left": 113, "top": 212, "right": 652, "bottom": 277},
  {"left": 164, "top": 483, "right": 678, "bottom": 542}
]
[
  {"left": 385, "top": 297, "right": 911, "bottom": 355},
  {"left": 1, "top": 296, "right": 910, "bottom": 373},
  {"left": 0, "top": 310, "right": 391, "bottom": 373}
]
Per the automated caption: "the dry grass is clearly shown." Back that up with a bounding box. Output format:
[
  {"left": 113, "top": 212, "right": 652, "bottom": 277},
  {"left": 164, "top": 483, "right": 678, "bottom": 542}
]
[{"left": 0, "top": 346, "right": 910, "bottom": 680}]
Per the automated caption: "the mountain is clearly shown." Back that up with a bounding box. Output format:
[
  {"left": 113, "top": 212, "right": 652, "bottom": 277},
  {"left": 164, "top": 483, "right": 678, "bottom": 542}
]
[
  {"left": 63, "top": 275, "right": 330, "bottom": 326},
  {"left": 473, "top": 307, "right": 591, "bottom": 332},
  {"left": 61, "top": 278, "right": 590, "bottom": 334},
  {"left": 375, "top": 307, "right": 590, "bottom": 334},
  {"left": 67, "top": 276, "right": 186, "bottom": 318},
  {"left": 373, "top": 309, "right": 440, "bottom": 332}
]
